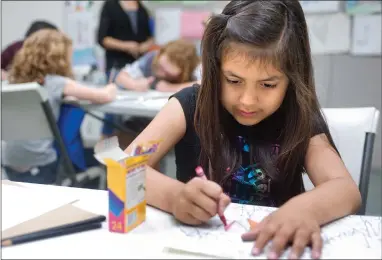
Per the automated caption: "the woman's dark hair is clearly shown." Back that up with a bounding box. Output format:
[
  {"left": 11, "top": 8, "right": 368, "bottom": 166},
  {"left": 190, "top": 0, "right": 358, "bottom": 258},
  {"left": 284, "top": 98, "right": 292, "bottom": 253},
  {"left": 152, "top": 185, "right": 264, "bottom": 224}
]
[
  {"left": 25, "top": 20, "right": 57, "bottom": 38},
  {"left": 195, "top": 0, "right": 338, "bottom": 204}
]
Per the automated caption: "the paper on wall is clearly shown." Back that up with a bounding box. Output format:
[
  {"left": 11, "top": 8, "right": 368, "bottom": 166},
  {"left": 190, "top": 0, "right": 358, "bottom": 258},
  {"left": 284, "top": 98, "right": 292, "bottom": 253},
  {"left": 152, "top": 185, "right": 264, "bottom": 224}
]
[
  {"left": 180, "top": 11, "right": 211, "bottom": 39},
  {"left": 155, "top": 8, "right": 182, "bottom": 45},
  {"left": 306, "top": 13, "right": 351, "bottom": 55},
  {"left": 351, "top": 14, "right": 382, "bottom": 56},
  {"left": 300, "top": 1, "right": 341, "bottom": 14},
  {"left": 346, "top": 0, "right": 382, "bottom": 15}
]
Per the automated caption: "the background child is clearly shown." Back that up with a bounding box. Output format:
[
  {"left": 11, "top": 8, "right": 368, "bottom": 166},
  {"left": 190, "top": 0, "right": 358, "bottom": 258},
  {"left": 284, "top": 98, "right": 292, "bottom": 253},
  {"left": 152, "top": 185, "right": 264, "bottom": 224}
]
[
  {"left": 101, "top": 39, "right": 201, "bottom": 144},
  {"left": 2, "top": 29, "right": 117, "bottom": 184},
  {"left": 123, "top": 1, "right": 361, "bottom": 259},
  {"left": 115, "top": 39, "right": 201, "bottom": 92},
  {"left": 1, "top": 20, "right": 57, "bottom": 80}
]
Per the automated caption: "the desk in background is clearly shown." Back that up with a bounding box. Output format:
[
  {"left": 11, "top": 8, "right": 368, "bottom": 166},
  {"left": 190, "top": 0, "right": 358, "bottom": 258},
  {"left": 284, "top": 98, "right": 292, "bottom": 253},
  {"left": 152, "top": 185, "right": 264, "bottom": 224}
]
[
  {"left": 66, "top": 90, "right": 173, "bottom": 117},
  {"left": 2, "top": 181, "right": 381, "bottom": 259}
]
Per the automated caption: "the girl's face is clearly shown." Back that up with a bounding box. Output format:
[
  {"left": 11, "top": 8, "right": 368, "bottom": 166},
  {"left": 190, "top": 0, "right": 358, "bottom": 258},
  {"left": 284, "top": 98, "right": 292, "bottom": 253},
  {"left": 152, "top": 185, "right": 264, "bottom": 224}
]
[
  {"left": 155, "top": 54, "right": 181, "bottom": 82},
  {"left": 220, "top": 44, "right": 289, "bottom": 126}
]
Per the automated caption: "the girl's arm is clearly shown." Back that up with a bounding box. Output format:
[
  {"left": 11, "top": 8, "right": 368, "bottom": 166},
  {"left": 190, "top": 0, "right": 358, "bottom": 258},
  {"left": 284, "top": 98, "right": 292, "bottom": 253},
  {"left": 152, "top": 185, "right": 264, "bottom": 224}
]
[
  {"left": 124, "top": 98, "right": 187, "bottom": 212},
  {"left": 63, "top": 79, "right": 116, "bottom": 104},
  {"left": 288, "top": 134, "right": 361, "bottom": 225},
  {"left": 115, "top": 70, "right": 153, "bottom": 92},
  {"left": 139, "top": 38, "right": 155, "bottom": 54}
]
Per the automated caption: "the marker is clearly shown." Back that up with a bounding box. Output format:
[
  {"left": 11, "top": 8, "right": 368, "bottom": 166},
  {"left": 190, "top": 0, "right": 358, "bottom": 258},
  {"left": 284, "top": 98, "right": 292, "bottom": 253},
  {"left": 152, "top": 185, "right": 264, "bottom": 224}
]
[{"left": 195, "top": 166, "right": 230, "bottom": 230}]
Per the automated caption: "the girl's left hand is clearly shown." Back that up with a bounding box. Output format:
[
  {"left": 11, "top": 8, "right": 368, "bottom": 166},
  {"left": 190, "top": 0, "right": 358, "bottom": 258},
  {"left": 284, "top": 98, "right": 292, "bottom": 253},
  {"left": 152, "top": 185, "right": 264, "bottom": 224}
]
[{"left": 241, "top": 205, "right": 323, "bottom": 259}]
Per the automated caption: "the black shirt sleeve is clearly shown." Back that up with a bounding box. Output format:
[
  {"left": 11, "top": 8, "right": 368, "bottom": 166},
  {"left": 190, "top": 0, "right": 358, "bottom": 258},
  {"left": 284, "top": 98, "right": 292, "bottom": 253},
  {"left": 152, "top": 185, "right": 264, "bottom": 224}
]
[
  {"left": 311, "top": 111, "right": 327, "bottom": 137},
  {"left": 170, "top": 84, "right": 199, "bottom": 130},
  {"left": 170, "top": 85, "right": 201, "bottom": 183},
  {"left": 97, "top": 0, "right": 111, "bottom": 47}
]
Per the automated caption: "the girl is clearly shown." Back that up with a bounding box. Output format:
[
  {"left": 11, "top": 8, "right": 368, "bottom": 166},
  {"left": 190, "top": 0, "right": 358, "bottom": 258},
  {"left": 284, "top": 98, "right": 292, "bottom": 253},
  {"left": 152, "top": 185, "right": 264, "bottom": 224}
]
[
  {"left": 125, "top": 1, "right": 361, "bottom": 259},
  {"left": 100, "top": 39, "right": 201, "bottom": 143},
  {"left": 1, "top": 20, "right": 58, "bottom": 80},
  {"left": 115, "top": 39, "right": 201, "bottom": 92},
  {"left": 2, "top": 29, "right": 117, "bottom": 185}
]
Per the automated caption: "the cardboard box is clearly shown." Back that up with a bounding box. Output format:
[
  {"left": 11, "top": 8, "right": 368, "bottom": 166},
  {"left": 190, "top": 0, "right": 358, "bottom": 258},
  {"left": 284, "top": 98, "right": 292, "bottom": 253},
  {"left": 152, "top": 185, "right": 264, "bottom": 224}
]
[{"left": 94, "top": 136, "right": 159, "bottom": 233}]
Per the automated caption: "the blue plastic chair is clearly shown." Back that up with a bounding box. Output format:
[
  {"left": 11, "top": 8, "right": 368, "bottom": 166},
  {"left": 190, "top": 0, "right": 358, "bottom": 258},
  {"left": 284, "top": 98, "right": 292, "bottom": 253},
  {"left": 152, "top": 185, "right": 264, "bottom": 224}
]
[{"left": 55, "top": 104, "right": 87, "bottom": 172}]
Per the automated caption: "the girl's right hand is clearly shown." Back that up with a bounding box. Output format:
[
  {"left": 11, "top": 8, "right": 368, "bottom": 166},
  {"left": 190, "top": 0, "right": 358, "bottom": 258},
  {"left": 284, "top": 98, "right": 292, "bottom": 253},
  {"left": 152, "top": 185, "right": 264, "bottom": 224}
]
[{"left": 171, "top": 177, "right": 231, "bottom": 225}]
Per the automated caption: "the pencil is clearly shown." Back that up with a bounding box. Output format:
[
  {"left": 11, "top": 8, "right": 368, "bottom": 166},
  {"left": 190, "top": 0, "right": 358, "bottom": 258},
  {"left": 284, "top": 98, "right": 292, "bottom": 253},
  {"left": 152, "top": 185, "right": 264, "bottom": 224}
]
[
  {"left": 1, "top": 222, "right": 102, "bottom": 247},
  {"left": 109, "top": 67, "right": 117, "bottom": 84}
]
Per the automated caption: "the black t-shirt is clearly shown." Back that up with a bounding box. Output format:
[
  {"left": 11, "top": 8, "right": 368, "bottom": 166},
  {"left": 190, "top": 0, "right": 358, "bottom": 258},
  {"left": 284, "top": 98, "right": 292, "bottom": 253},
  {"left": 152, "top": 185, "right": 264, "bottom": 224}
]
[
  {"left": 97, "top": 0, "right": 152, "bottom": 71},
  {"left": 171, "top": 85, "right": 324, "bottom": 207}
]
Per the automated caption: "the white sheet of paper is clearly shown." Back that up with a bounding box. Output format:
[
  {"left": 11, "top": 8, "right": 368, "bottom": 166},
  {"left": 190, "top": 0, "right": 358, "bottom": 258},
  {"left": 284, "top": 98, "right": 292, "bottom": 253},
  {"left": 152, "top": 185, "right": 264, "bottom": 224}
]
[
  {"left": 155, "top": 8, "right": 182, "bottom": 45},
  {"left": 1, "top": 184, "right": 78, "bottom": 231},
  {"left": 300, "top": 1, "right": 341, "bottom": 14},
  {"left": 306, "top": 13, "right": 351, "bottom": 55},
  {"left": 351, "top": 14, "right": 382, "bottom": 56},
  {"left": 163, "top": 204, "right": 382, "bottom": 259},
  {"left": 66, "top": 12, "right": 95, "bottom": 50}
]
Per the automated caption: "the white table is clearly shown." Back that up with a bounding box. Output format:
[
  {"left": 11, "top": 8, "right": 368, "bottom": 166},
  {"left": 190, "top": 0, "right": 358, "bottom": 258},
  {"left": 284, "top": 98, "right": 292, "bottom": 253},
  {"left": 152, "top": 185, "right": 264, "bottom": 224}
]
[
  {"left": 67, "top": 90, "right": 173, "bottom": 118},
  {"left": 3, "top": 182, "right": 381, "bottom": 259}
]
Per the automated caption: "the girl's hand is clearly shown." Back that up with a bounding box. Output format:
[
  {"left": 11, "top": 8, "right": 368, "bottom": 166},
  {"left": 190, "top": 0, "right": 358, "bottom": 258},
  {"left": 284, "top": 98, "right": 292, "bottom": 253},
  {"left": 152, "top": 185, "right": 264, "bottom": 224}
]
[
  {"left": 241, "top": 205, "right": 322, "bottom": 259},
  {"left": 104, "top": 83, "right": 117, "bottom": 102},
  {"left": 155, "top": 80, "right": 174, "bottom": 92},
  {"left": 135, "top": 77, "right": 154, "bottom": 92},
  {"left": 171, "top": 177, "right": 231, "bottom": 225}
]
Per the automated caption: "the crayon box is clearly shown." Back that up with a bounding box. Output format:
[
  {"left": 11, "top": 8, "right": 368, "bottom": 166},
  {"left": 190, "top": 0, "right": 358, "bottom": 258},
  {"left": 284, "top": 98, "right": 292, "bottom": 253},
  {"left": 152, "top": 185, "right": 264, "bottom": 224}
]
[{"left": 94, "top": 136, "right": 160, "bottom": 233}]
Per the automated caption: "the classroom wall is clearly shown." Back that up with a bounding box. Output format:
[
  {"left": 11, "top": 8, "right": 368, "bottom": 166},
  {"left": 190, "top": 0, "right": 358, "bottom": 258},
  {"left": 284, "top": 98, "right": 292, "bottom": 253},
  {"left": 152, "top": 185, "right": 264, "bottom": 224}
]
[{"left": 1, "top": 1, "right": 381, "bottom": 170}]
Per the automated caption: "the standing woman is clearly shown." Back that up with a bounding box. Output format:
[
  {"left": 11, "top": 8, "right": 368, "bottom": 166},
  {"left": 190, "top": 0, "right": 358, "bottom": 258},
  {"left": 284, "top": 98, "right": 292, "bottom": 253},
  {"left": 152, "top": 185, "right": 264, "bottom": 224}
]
[
  {"left": 97, "top": 0, "right": 153, "bottom": 79},
  {"left": 97, "top": 0, "right": 153, "bottom": 137}
]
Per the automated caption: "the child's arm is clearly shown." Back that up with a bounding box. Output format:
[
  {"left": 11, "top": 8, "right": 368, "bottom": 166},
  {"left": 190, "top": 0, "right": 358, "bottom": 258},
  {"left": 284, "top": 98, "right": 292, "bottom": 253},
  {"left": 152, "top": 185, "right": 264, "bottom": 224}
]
[
  {"left": 124, "top": 98, "right": 187, "bottom": 212},
  {"left": 115, "top": 70, "right": 153, "bottom": 92},
  {"left": 291, "top": 134, "right": 361, "bottom": 223},
  {"left": 63, "top": 79, "right": 117, "bottom": 104},
  {"left": 123, "top": 97, "right": 230, "bottom": 223},
  {"left": 115, "top": 53, "right": 155, "bottom": 91},
  {"left": 242, "top": 134, "right": 361, "bottom": 259},
  {"left": 139, "top": 38, "right": 155, "bottom": 54}
]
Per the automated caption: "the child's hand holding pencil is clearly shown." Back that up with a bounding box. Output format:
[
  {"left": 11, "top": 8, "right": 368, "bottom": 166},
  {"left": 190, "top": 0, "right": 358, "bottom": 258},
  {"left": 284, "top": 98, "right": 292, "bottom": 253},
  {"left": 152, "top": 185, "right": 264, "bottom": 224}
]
[{"left": 170, "top": 166, "right": 231, "bottom": 226}]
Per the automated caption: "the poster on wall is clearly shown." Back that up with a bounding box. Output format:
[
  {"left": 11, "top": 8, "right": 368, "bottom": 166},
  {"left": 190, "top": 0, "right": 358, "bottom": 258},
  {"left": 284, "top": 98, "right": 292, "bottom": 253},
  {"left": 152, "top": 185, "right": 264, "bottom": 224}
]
[
  {"left": 65, "top": 0, "right": 97, "bottom": 66},
  {"left": 306, "top": 13, "right": 351, "bottom": 55},
  {"left": 155, "top": 8, "right": 182, "bottom": 45},
  {"left": 180, "top": 11, "right": 210, "bottom": 39},
  {"left": 351, "top": 15, "right": 381, "bottom": 56},
  {"left": 346, "top": 0, "right": 381, "bottom": 15},
  {"left": 299, "top": 1, "right": 341, "bottom": 14}
]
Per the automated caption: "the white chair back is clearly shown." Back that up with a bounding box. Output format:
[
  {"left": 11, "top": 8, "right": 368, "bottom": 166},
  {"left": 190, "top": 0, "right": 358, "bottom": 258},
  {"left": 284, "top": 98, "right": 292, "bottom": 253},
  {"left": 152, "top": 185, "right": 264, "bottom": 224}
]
[
  {"left": 1, "top": 82, "right": 53, "bottom": 141},
  {"left": 303, "top": 107, "right": 379, "bottom": 190},
  {"left": 303, "top": 107, "right": 380, "bottom": 214}
]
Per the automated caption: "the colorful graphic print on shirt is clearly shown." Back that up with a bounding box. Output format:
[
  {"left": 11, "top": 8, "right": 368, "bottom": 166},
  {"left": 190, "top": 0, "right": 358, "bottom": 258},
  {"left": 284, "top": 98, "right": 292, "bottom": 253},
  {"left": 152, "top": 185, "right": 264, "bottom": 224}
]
[{"left": 223, "top": 136, "right": 279, "bottom": 207}]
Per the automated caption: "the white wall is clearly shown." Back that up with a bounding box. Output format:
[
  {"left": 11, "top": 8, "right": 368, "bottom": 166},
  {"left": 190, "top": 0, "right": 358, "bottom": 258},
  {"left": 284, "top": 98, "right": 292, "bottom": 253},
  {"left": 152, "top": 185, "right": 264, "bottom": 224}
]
[{"left": 1, "top": 1, "right": 66, "bottom": 49}]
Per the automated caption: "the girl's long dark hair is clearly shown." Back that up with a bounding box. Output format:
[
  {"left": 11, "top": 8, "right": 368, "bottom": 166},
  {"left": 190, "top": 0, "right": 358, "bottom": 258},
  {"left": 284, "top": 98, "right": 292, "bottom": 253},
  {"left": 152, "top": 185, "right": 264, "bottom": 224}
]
[{"left": 194, "top": 0, "right": 339, "bottom": 204}]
